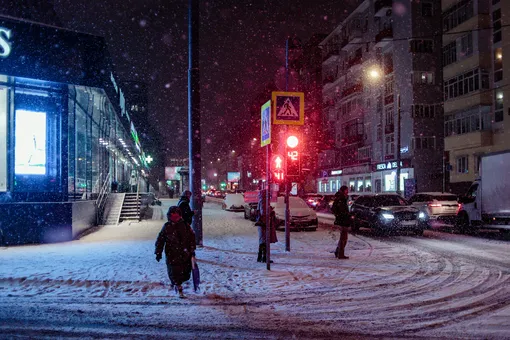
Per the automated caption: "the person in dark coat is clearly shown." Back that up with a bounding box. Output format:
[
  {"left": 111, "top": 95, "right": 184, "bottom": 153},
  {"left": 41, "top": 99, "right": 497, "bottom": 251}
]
[
  {"left": 155, "top": 206, "right": 196, "bottom": 298},
  {"left": 331, "top": 185, "right": 351, "bottom": 259},
  {"left": 256, "top": 189, "right": 277, "bottom": 263},
  {"left": 177, "top": 190, "right": 194, "bottom": 226}
]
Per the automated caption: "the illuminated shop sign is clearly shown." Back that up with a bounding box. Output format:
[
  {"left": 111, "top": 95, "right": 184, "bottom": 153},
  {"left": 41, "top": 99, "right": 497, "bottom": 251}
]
[
  {"left": 330, "top": 169, "right": 342, "bottom": 176},
  {"left": 374, "top": 160, "right": 410, "bottom": 172},
  {"left": 0, "top": 27, "right": 12, "bottom": 58}
]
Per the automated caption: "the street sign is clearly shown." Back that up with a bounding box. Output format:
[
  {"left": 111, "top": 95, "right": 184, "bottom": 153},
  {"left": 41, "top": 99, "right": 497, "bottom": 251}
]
[
  {"left": 272, "top": 91, "right": 304, "bottom": 125},
  {"left": 261, "top": 100, "right": 271, "bottom": 147}
]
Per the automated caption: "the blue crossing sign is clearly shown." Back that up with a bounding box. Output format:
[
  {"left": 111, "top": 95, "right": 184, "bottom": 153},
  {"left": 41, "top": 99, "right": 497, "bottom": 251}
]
[{"left": 260, "top": 100, "right": 271, "bottom": 147}]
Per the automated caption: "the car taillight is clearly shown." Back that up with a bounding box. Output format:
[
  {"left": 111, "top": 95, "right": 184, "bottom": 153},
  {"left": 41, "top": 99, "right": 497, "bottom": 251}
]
[{"left": 428, "top": 203, "right": 442, "bottom": 207}]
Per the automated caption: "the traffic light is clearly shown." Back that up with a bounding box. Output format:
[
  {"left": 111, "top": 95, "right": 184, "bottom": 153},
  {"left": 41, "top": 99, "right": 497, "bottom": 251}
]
[
  {"left": 272, "top": 154, "right": 284, "bottom": 182},
  {"left": 286, "top": 134, "right": 300, "bottom": 176}
]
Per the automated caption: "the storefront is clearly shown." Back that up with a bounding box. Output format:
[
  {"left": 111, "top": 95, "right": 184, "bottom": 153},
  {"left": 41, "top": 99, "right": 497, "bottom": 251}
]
[
  {"left": 317, "top": 160, "right": 415, "bottom": 197},
  {"left": 0, "top": 17, "right": 147, "bottom": 245}
]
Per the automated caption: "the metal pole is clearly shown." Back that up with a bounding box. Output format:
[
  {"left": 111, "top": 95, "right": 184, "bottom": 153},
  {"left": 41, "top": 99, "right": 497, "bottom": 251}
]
[
  {"left": 396, "top": 94, "right": 401, "bottom": 195},
  {"left": 188, "top": 0, "right": 202, "bottom": 245},
  {"left": 284, "top": 38, "right": 290, "bottom": 252},
  {"left": 265, "top": 145, "right": 271, "bottom": 270}
]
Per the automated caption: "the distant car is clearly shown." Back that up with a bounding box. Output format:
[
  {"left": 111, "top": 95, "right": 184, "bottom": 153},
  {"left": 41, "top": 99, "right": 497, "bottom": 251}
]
[
  {"left": 316, "top": 194, "right": 335, "bottom": 212},
  {"left": 271, "top": 196, "right": 318, "bottom": 231},
  {"left": 303, "top": 193, "right": 323, "bottom": 209},
  {"left": 222, "top": 193, "right": 245, "bottom": 212},
  {"left": 214, "top": 191, "right": 226, "bottom": 199},
  {"left": 408, "top": 192, "right": 460, "bottom": 228},
  {"left": 350, "top": 194, "right": 427, "bottom": 235}
]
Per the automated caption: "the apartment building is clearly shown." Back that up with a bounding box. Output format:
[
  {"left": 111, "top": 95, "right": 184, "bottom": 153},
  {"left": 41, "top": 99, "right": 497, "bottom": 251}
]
[
  {"left": 318, "top": 0, "right": 444, "bottom": 197},
  {"left": 442, "top": 0, "right": 509, "bottom": 194}
]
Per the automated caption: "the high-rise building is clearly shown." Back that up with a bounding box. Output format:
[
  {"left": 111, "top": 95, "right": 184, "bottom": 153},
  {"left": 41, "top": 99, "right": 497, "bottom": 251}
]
[
  {"left": 318, "top": 0, "right": 443, "bottom": 196},
  {"left": 442, "top": 0, "right": 507, "bottom": 194}
]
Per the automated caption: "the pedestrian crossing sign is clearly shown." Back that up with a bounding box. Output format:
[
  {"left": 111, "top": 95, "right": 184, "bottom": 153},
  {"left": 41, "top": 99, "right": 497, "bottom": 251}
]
[
  {"left": 272, "top": 91, "right": 304, "bottom": 125},
  {"left": 261, "top": 100, "right": 271, "bottom": 147}
]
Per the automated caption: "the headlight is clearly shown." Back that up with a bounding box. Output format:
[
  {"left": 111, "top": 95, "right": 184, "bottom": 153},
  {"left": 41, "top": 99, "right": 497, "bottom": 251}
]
[
  {"left": 381, "top": 213, "right": 394, "bottom": 220},
  {"left": 418, "top": 212, "right": 426, "bottom": 219}
]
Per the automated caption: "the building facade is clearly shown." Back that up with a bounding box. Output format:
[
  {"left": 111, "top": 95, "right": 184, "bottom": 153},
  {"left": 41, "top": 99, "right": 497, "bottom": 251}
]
[
  {"left": 318, "top": 0, "right": 444, "bottom": 197},
  {"left": 0, "top": 16, "right": 149, "bottom": 245},
  {"left": 443, "top": 0, "right": 510, "bottom": 194}
]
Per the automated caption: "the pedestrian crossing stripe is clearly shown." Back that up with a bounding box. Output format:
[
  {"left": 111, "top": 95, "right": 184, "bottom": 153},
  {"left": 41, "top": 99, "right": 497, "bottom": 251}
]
[{"left": 271, "top": 91, "right": 304, "bottom": 126}]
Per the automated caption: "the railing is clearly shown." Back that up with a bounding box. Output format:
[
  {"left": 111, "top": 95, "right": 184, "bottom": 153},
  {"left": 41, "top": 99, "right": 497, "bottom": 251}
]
[
  {"left": 136, "top": 177, "right": 141, "bottom": 221},
  {"left": 95, "top": 172, "right": 111, "bottom": 225}
]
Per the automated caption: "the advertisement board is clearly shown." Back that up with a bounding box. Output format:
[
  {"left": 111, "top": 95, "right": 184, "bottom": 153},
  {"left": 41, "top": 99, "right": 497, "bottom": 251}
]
[{"left": 227, "top": 172, "right": 240, "bottom": 182}]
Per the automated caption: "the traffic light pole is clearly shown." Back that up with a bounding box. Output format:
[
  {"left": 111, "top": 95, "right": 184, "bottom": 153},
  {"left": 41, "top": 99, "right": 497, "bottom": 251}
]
[
  {"left": 284, "top": 37, "right": 290, "bottom": 252},
  {"left": 265, "top": 144, "right": 271, "bottom": 270}
]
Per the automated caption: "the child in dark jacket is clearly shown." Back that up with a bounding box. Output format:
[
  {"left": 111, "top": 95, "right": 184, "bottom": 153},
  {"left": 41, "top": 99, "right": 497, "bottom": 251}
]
[{"left": 155, "top": 206, "right": 196, "bottom": 297}]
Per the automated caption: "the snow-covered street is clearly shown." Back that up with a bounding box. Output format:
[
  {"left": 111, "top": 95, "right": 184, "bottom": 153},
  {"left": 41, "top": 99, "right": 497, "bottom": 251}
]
[{"left": 0, "top": 199, "right": 509, "bottom": 339}]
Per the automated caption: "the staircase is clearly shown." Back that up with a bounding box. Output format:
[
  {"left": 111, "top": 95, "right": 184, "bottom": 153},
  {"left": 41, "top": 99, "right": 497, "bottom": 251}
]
[
  {"left": 102, "top": 193, "right": 125, "bottom": 225},
  {"left": 119, "top": 193, "right": 141, "bottom": 222}
]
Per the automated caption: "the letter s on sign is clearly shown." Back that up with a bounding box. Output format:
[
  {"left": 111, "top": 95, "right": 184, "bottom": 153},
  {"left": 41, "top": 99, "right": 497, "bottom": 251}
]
[{"left": 0, "top": 28, "right": 12, "bottom": 58}]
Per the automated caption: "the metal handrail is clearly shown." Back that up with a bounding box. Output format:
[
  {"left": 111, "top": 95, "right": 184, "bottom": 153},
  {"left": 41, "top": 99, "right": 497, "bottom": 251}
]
[
  {"left": 96, "top": 172, "right": 111, "bottom": 224},
  {"left": 136, "top": 176, "right": 141, "bottom": 221}
]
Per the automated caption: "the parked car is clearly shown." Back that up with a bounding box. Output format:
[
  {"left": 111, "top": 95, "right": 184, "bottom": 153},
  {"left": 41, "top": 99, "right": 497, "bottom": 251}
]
[
  {"left": 408, "top": 192, "right": 459, "bottom": 228},
  {"left": 303, "top": 193, "right": 323, "bottom": 209},
  {"left": 316, "top": 194, "right": 335, "bottom": 212},
  {"left": 214, "top": 190, "right": 226, "bottom": 199},
  {"left": 222, "top": 193, "right": 245, "bottom": 212},
  {"left": 272, "top": 196, "right": 318, "bottom": 231},
  {"left": 243, "top": 190, "right": 260, "bottom": 221},
  {"left": 350, "top": 194, "right": 427, "bottom": 235}
]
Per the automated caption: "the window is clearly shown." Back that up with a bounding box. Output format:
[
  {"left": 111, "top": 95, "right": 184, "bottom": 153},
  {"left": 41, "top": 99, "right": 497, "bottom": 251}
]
[
  {"left": 358, "top": 146, "right": 371, "bottom": 160},
  {"left": 412, "top": 104, "right": 440, "bottom": 118},
  {"left": 385, "top": 133, "right": 394, "bottom": 156},
  {"left": 494, "top": 48, "right": 503, "bottom": 82},
  {"left": 444, "top": 68, "right": 489, "bottom": 101},
  {"left": 413, "top": 71, "right": 434, "bottom": 85},
  {"left": 459, "top": 33, "right": 473, "bottom": 57},
  {"left": 493, "top": 9, "right": 502, "bottom": 43},
  {"left": 495, "top": 91, "right": 503, "bottom": 122},
  {"left": 443, "top": 41, "right": 457, "bottom": 66},
  {"left": 409, "top": 39, "right": 434, "bottom": 53},
  {"left": 457, "top": 156, "right": 468, "bottom": 174},
  {"left": 422, "top": 1, "right": 433, "bottom": 17},
  {"left": 443, "top": 0, "right": 474, "bottom": 32},
  {"left": 376, "top": 124, "right": 382, "bottom": 141},
  {"left": 444, "top": 106, "right": 492, "bottom": 137},
  {"left": 385, "top": 105, "right": 394, "bottom": 126},
  {"left": 413, "top": 136, "right": 436, "bottom": 150}
]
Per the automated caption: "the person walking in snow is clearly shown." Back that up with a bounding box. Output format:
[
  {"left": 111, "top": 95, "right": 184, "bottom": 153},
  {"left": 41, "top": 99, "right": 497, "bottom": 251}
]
[
  {"left": 178, "top": 190, "right": 195, "bottom": 226},
  {"left": 155, "top": 206, "right": 196, "bottom": 298},
  {"left": 331, "top": 185, "right": 351, "bottom": 259}
]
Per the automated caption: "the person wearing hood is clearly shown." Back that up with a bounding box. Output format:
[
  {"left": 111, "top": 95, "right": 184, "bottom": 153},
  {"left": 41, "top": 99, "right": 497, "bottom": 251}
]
[
  {"left": 178, "top": 190, "right": 194, "bottom": 226},
  {"left": 331, "top": 185, "right": 351, "bottom": 259},
  {"left": 155, "top": 206, "right": 196, "bottom": 298}
]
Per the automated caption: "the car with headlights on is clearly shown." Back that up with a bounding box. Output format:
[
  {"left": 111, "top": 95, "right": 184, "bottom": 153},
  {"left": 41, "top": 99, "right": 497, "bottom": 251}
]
[
  {"left": 272, "top": 196, "right": 318, "bottom": 231},
  {"left": 350, "top": 194, "right": 427, "bottom": 235},
  {"left": 408, "top": 192, "right": 459, "bottom": 229},
  {"left": 303, "top": 193, "right": 323, "bottom": 209}
]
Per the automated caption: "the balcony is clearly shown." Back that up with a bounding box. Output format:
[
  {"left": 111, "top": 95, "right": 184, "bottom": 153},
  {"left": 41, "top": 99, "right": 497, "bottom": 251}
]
[
  {"left": 346, "top": 54, "right": 363, "bottom": 69},
  {"left": 445, "top": 130, "right": 493, "bottom": 151},
  {"left": 375, "top": 0, "right": 393, "bottom": 17},
  {"left": 341, "top": 28, "right": 363, "bottom": 51},
  {"left": 342, "top": 83, "right": 363, "bottom": 97},
  {"left": 384, "top": 123, "right": 394, "bottom": 134},
  {"left": 341, "top": 134, "right": 364, "bottom": 146},
  {"left": 375, "top": 27, "right": 393, "bottom": 47},
  {"left": 323, "top": 74, "right": 336, "bottom": 85},
  {"left": 322, "top": 46, "right": 341, "bottom": 63}
]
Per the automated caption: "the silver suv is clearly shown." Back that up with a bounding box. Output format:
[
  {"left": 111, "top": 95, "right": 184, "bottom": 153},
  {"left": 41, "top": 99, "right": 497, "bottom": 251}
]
[{"left": 408, "top": 192, "right": 459, "bottom": 228}]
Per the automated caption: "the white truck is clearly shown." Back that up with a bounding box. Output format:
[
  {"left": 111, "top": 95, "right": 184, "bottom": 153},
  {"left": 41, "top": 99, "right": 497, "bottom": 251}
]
[{"left": 457, "top": 151, "right": 510, "bottom": 233}]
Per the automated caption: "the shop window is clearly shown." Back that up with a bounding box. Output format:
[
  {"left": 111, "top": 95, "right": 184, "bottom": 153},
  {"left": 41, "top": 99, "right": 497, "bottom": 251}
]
[
  {"left": 365, "top": 177, "right": 372, "bottom": 192},
  {"left": 13, "top": 90, "right": 62, "bottom": 193},
  {"left": 0, "top": 87, "right": 7, "bottom": 192},
  {"left": 349, "top": 179, "right": 355, "bottom": 192}
]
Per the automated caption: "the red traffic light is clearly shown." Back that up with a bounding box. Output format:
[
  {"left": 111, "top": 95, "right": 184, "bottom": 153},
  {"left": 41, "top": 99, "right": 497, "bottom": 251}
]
[{"left": 286, "top": 135, "right": 299, "bottom": 148}]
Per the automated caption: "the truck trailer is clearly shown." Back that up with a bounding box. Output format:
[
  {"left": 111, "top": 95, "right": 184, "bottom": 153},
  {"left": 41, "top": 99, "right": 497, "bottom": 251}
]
[{"left": 457, "top": 151, "right": 510, "bottom": 233}]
